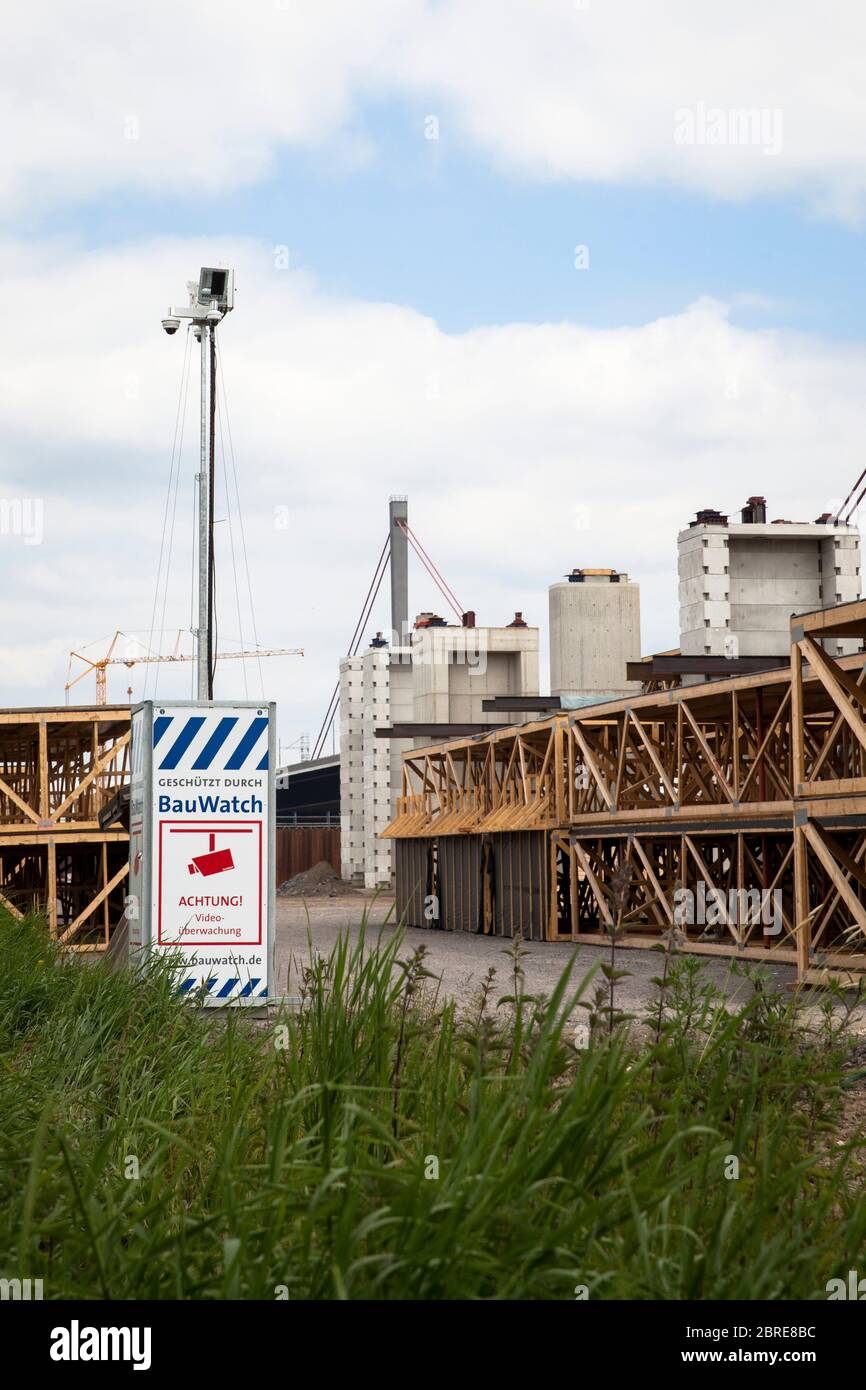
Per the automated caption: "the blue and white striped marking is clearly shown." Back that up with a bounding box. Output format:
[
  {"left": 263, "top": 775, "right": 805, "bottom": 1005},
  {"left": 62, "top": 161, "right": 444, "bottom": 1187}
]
[
  {"left": 153, "top": 711, "right": 269, "bottom": 772},
  {"left": 177, "top": 975, "right": 267, "bottom": 1000}
]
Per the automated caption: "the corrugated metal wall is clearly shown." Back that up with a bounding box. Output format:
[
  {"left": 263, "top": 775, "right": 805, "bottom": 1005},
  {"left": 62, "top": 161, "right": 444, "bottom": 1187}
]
[
  {"left": 439, "top": 836, "right": 482, "bottom": 933},
  {"left": 394, "top": 832, "right": 550, "bottom": 939},
  {"left": 490, "top": 832, "right": 550, "bottom": 941},
  {"left": 395, "top": 839, "right": 434, "bottom": 927}
]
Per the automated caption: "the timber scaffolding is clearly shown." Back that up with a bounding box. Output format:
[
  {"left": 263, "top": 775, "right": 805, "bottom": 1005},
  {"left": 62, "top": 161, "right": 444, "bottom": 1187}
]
[
  {"left": 0, "top": 706, "right": 130, "bottom": 951},
  {"left": 383, "top": 599, "right": 866, "bottom": 985}
]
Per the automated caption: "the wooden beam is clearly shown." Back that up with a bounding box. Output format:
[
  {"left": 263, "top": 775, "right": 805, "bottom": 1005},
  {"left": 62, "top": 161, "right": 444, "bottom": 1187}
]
[
  {"left": 47, "top": 840, "right": 57, "bottom": 937},
  {"left": 51, "top": 732, "right": 130, "bottom": 821},
  {"left": 803, "top": 822, "right": 866, "bottom": 936},
  {"left": 683, "top": 834, "right": 738, "bottom": 939},
  {"left": 799, "top": 635, "right": 866, "bottom": 756},
  {"left": 38, "top": 719, "right": 48, "bottom": 819},
  {"left": 572, "top": 840, "right": 614, "bottom": 927},
  {"left": 627, "top": 709, "right": 677, "bottom": 804},
  {"left": 56, "top": 862, "right": 128, "bottom": 944},
  {"left": 811, "top": 823, "right": 866, "bottom": 894},
  {"left": 570, "top": 722, "right": 614, "bottom": 810},
  {"left": 630, "top": 835, "right": 675, "bottom": 924},
  {"left": 738, "top": 690, "right": 792, "bottom": 800},
  {"left": 0, "top": 772, "right": 41, "bottom": 825},
  {"left": 0, "top": 889, "right": 23, "bottom": 920}
]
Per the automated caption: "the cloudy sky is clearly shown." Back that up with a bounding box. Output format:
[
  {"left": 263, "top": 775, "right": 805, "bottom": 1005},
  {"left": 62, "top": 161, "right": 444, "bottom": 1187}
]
[{"left": 3, "top": 0, "right": 866, "bottom": 753}]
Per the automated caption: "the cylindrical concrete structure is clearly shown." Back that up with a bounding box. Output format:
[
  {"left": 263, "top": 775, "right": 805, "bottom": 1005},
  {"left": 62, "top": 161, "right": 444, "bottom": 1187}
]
[{"left": 549, "top": 570, "right": 641, "bottom": 698}]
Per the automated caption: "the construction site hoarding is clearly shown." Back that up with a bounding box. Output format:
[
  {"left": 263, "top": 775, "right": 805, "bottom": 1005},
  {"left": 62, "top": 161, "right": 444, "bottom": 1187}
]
[{"left": 128, "top": 699, "right": 275, "bottom": 1006}]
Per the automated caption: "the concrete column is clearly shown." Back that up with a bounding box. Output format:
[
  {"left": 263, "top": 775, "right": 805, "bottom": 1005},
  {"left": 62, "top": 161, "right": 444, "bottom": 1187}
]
[{"left": 389, "top": 496, "right": 409, "bottom": 647}]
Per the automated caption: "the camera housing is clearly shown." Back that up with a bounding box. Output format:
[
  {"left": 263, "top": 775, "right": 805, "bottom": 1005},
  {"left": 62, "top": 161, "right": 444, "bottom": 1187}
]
[
  {"left": 161, "top": 316, "right": 181, "bottom": 335},
  {"left": 197, "top": 268, "right": 234, "bottom": 314}
]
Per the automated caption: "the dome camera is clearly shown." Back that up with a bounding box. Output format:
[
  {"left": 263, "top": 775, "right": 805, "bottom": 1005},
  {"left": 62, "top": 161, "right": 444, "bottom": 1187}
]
[{"left": 161, "top": 316, "right": 181, "bottom": 335}]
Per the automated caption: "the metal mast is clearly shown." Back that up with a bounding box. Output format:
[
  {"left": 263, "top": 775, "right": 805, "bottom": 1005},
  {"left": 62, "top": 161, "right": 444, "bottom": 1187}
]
[
  {"left": 197, "top": 320, "right": 210, "bottom": 699},
  {"left": 161, "top": 269, "right": 235, "bottom": 700}
]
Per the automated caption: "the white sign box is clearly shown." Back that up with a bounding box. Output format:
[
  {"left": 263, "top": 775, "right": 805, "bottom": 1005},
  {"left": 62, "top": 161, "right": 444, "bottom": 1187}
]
[{"left": 128, "top": 700, "right": 275, "bottom": 1006}]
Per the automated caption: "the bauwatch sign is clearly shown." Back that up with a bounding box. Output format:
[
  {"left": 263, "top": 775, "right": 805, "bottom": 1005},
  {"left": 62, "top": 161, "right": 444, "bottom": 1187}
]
[{"left": 127, "top": 700, "right": 275, "bottom": 1006}]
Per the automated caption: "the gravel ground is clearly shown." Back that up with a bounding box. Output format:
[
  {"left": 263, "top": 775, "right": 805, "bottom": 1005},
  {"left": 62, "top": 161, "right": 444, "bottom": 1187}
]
[
  {"left": 273, "top": 891, "right": 866, "bottom": 1140},
  {"left": 275, "top": 890, "right": 812, "bottom": 1022}
]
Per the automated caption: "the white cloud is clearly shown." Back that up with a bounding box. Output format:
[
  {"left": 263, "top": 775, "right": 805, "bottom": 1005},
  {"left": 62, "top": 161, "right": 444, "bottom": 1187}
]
[
  {"left": 3, "top": 2, "right": 866, "bottom": 217},
  {"left": 0, "top": 1, "right": 409, "bottom": 205},
  {"left": 0, "top": 236, "right": 863, "bottom": 742}
]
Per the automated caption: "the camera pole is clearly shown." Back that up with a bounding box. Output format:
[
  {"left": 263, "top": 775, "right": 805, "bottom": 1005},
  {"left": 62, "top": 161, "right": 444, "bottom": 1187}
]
[
  {"left": 161, "top": 269, "right": 234, "bottom": 701},
  {"left": 196, "top": 320, "right": 210, "bottom": 701}
]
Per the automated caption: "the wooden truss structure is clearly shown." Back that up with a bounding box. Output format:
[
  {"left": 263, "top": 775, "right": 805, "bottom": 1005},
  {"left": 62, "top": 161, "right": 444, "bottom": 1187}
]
[
  {"left": 0, "top": 706, "right": 130, "bottom": 951},
  {"left": 384, "top": 600, "right": 866, "bottom": 983}
]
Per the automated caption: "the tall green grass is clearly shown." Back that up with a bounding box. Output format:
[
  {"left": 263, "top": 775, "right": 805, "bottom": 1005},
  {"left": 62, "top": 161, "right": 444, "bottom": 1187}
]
[{"left": 1, "top": 910, "right": 864, "bottom": 1299}]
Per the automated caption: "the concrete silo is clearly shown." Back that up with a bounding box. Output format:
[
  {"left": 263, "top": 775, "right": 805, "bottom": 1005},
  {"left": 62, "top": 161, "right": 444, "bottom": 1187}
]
[{"left": 548, "top": 568, "right": 642, "bottom": 702}]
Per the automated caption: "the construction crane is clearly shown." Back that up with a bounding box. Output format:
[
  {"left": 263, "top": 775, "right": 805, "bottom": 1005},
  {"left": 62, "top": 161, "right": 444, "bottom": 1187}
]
[{"left": 65, "top": 631, "right": 303, "bottom": 706}]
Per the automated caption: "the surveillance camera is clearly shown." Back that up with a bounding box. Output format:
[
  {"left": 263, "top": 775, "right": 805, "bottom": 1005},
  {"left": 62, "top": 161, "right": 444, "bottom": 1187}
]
[
  {"left": 161, "top": 316, "right": 181, "bottom": 335},
  {"left": 198, "top": 267, "right": 234, "bottom": 313}
]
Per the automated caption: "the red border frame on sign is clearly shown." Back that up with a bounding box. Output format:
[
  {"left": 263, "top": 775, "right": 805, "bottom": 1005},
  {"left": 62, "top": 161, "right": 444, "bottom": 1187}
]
[{"left": 157, "top": 819, "right": 263, "bottom": 946}]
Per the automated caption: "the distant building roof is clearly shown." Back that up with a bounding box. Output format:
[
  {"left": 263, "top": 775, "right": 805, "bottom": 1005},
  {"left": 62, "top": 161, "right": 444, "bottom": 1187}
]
[{"left": 276, "top": 753, "right": 339, "bottom": 782}]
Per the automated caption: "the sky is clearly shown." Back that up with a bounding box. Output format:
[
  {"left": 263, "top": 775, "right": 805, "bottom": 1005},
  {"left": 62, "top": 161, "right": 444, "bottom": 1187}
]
[{"left": 3, "top": 0, "right": 866, "bottom": 756}]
